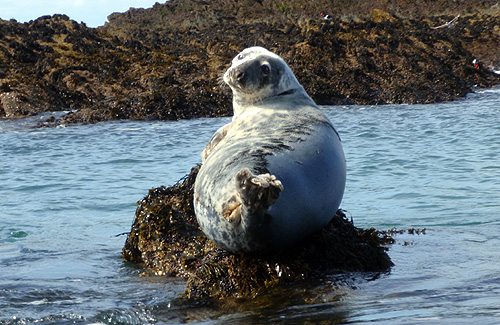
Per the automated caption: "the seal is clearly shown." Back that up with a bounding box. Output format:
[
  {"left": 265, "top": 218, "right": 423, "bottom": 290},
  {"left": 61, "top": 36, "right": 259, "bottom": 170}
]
[{"left": 193, "top": 47, "right": 346, "bottom": 254}]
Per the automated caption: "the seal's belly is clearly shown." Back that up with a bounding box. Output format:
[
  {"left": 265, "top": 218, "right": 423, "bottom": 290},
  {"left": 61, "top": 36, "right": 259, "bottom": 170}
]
[
  {"left": 194, "top": 113, "right": 346, "bottom": 253},
  {"left": 264, "top": 127, "right": 346, "bottom": 245}
]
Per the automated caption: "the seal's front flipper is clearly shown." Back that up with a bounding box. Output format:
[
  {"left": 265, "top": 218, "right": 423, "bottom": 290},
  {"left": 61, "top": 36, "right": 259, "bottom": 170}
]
[{"left": 235, "top": 168, "right": 283, "bottom": 214}]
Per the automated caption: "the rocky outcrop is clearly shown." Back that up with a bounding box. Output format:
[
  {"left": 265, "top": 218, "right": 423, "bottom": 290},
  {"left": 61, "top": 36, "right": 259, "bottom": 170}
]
[
  {"left": 122, "top": 165, "right": 394, "bottom": 299},
  {"left": 1, "top": 1, "right": 500, "bottom": 123},
  {"left": 0, "top": 14, "right": 231, "bottom": 123}
]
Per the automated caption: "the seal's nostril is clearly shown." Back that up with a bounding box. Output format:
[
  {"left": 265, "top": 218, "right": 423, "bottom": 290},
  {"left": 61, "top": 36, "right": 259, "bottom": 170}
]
[{"left": 235, "top": 70, "right": 245, "bottom": 81}]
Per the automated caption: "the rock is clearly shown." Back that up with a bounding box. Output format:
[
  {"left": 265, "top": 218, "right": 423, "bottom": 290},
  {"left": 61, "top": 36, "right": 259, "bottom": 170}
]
[
  {"left": 370, "top": 9, "right": 397, "bottom": 23},
  {"left": 0, "top": 92, "right": 36, "bottom": 118},
  {"left": 122, "top": 165, "right": 394, "bottom": 300},
  {"left": 1, "top": 1, "right": 500, "bottom": 123}
]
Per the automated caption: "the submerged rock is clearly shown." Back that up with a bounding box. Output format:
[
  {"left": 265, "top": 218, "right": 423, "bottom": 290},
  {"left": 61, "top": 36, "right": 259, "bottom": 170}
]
[{"left": 122, "top": 165, "right": 393, "bottom": 299}]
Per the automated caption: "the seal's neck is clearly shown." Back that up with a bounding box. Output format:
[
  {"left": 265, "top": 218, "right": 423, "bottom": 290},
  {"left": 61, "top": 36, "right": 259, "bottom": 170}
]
[{"left": 232, "top": 88, "right": 315, "bottom": 120}]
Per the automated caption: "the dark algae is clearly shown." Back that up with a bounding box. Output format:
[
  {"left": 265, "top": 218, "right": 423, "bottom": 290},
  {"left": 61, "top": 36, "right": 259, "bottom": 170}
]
[
  {"left": 123, "top": 165, "right": 394, "bottom": 299},
  {"left": 1, "top": 0, "right": 500, "bottom": 122}
]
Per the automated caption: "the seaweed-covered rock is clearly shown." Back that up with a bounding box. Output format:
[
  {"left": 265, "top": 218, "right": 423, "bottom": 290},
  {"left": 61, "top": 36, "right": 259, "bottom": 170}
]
[
  {"left": 122, "top": 165, "right": 393, "bottom": 299},
  {"left": 1, "top": 1, "right": 500, "bottom": 122}
]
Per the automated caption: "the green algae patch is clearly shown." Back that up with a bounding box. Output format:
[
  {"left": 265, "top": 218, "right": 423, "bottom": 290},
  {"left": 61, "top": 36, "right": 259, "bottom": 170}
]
[{"left": 122, "top": 165, "right": 393, "bottom": 300}]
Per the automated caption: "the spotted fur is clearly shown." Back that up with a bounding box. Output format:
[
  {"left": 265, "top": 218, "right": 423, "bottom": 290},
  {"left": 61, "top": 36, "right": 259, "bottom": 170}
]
[{"left": 193, "top": 47, "right": 346, "bottom": 253}]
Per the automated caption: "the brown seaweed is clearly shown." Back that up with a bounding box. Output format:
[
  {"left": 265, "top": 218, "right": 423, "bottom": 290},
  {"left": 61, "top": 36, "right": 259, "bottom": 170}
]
[{"left": 122, "top": 165, "right": 393, "bottom": 299}]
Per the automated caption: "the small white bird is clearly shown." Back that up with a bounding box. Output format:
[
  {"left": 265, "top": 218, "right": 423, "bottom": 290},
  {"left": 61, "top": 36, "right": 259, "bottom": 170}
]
[
  {"left": 472, "top": 58, "right": 480, "bottom": 70},
  {"left": 431, "top": 14, "right": 460, "bottom": 29},
  {"left": 320, "top": 13, "right": 333, "bottom": 21}
]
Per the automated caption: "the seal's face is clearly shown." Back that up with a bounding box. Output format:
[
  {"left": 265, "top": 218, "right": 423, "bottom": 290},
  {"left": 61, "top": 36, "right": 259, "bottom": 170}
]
[{"left": 224, "top": 47, "right": 301, "bottom": 104}]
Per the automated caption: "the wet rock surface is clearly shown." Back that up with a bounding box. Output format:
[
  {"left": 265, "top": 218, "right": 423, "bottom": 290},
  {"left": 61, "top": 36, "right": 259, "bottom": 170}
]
[
  {"left": 122, "top": 165, "right": 394, "bottom": 299},
  {"left": 1, "top": 1, "right": 500, "bottom": 122}
]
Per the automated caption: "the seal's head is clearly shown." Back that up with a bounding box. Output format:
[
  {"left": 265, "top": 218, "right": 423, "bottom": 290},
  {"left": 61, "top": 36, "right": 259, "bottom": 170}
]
[{"left": 223, "top": 47, "right": 308, "bottom": 112}]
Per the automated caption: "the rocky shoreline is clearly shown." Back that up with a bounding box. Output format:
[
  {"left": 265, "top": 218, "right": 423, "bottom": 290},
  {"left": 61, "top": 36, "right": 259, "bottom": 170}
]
[{"left": 1, "top": 0, "right": 500, "bottom": 123}]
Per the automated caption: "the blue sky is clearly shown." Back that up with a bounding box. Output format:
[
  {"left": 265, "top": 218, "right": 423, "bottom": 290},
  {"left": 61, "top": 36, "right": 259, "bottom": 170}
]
[{"left": 0, "top": 0, "right": 162, "bottom": 27}]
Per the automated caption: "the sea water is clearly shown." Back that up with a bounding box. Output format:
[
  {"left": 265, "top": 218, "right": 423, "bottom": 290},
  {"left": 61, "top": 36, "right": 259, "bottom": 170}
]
[{"left": 1, "top": 88, "right": 500, "bottom": 324}]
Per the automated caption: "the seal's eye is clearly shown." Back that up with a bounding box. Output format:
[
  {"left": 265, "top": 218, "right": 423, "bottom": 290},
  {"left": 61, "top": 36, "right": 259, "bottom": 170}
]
[
  {"left": 261, "top": 64, "right": 270, "bottom": 75},
  {"left": 237, "top": 54, "right": 244, "bottom": 60}
]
